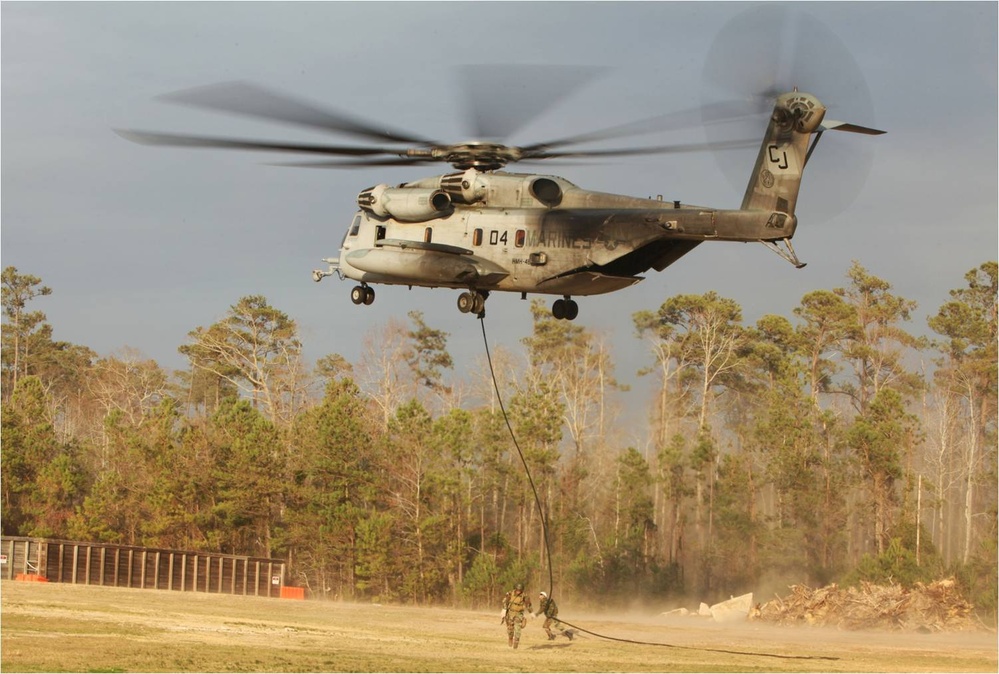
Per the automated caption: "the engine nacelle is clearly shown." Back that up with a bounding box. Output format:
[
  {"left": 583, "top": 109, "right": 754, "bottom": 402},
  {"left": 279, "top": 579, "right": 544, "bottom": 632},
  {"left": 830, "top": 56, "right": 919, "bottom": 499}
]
[
  {"left": 439, "top": 168, "right": 488, "bottom": 204},
  {"left": 357, "top": 184, "right": 453, "bottom": 222}
]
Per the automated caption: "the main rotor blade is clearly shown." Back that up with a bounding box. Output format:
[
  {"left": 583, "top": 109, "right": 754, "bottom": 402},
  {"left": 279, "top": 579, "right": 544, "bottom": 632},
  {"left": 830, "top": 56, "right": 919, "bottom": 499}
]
[
  {"left": 520, "top": 100, "right": 758, "bottom": 153},
  {"left": 526, "top": 137, "right": 759, "bottom": 160},
  {"left": 456, "top": 64, "right": 607, "bottom": 141},
  {"left": 158, "top": 81, "right": 438, "bottom": 145},
  {"left": 267, "top": 158, "right": 439, "bottom": 169},
  {"left": 114, "top": 129, "right": 409, "bottom": 157}
]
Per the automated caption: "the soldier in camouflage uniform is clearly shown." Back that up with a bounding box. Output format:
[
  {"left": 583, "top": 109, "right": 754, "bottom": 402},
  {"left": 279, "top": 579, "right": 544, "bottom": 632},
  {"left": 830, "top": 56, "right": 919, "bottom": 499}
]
[
  {"left": 501, "top": 582, "right": 533, "bottom": 648},
  {"left": 536, "top": 591, "right": 574, "bottom": 641}
]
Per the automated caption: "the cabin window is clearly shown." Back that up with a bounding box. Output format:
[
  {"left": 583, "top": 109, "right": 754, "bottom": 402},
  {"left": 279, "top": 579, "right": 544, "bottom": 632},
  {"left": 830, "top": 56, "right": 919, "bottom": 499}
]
[
  {"left": 349, "top": 214, "right": 361, "bottom": 237},
  {"left": 473, "top": 228, "right": 483, "bottom": 246},
  {"left": 515, "top": 230, "right": 526, "bottom": 248},
  {"left": 424, "top": 227, "right": 433, "bottom": 243},
  {"left": 376, "top": 225, "right": 386, "bottom": 241}
]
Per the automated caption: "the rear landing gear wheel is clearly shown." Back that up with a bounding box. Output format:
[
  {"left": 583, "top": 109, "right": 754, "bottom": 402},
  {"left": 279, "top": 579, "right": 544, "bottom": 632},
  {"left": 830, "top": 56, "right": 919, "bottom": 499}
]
[{"left": 363, "top": 286, "right": 375, "bottom": 305}]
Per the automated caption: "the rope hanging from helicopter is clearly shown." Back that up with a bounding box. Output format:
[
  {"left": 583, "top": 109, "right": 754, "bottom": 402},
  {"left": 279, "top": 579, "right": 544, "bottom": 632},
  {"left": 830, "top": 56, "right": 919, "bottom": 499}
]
[{"left": 477, "top": 313, "right": 838, "bottom": 661}]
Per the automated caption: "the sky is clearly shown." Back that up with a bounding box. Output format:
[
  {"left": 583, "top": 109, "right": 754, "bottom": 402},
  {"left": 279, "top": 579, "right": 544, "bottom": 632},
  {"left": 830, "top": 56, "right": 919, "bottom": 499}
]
[{"left": 3, "top": 1, "right": 996, "bottom": 420}]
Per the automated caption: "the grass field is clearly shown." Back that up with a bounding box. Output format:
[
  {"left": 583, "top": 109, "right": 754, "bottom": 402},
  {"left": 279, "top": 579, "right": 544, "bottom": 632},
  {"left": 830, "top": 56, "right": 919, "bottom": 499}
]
[{"left": 1, "top": 580, "right": 996, "bottom": 672}]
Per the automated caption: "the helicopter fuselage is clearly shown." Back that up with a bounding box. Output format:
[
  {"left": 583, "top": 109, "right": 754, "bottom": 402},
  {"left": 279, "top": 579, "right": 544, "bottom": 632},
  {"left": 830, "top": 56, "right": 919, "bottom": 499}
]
[{"left": 320, "top": 170, "right": 796, "bottom": 312}]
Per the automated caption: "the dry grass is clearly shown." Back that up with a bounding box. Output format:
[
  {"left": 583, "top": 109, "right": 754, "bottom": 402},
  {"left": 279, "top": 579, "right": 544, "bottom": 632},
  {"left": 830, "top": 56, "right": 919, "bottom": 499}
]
[{"left": 1, "top": 580, "right": 996, "bottom": 672}]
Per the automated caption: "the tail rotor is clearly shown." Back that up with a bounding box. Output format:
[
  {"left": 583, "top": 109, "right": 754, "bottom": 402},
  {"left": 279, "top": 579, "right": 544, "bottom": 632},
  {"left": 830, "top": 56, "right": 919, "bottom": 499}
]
[{"left": 700, "top": 5, "right": 882, "bottom": 220}]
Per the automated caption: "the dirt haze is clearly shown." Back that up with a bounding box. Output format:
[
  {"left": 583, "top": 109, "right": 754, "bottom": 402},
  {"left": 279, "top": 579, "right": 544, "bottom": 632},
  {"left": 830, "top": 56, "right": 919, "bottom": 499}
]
[{"left": 2, "top": 581, "right": 995, "bottom": 672}]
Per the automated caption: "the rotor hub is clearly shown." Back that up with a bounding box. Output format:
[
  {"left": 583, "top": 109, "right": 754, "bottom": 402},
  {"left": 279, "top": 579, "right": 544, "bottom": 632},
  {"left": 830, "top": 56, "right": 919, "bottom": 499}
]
[{"left": 434, "top": 142, "right": 522, "bottom": 171}]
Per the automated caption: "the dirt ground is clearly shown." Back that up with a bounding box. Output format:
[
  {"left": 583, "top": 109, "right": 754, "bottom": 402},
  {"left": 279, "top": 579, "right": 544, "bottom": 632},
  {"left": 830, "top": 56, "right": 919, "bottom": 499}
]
[{"left": 1, "top": 580, "right": 995, "bottom": 672}]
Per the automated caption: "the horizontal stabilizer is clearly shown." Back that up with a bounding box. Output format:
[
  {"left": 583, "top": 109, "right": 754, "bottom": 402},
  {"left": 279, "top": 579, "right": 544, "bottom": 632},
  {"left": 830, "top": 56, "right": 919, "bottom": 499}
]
[{"left": 821, "top": 120, "right": 886, "bottom": 135}]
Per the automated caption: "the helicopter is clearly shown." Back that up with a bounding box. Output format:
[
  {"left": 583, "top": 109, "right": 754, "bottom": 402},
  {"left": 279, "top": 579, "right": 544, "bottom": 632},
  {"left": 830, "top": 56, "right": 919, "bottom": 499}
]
[
  {"left": 322, "top": 87, "right": 884, "bottom": 322},
  {"left": 116, "top": 5, "right": 886, "bottom": 321},
  {"left": 118, "top": 80, "right": 883, "bottom": 321}
]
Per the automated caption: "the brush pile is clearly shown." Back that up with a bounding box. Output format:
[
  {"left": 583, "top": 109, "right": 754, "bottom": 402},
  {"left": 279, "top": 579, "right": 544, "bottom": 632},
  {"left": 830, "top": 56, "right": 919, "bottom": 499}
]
[{"left": 751, "top": 578, "right": 981, "bottom": 632}]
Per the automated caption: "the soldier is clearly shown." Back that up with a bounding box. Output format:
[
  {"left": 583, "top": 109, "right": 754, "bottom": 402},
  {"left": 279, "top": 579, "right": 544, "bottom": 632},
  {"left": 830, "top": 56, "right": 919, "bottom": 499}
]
[
  {"left": 501, "top": 582, "right": 533, "bottom": 648},
  {"left": 536, "top": 591, "right": 574, "bottom": 641}
]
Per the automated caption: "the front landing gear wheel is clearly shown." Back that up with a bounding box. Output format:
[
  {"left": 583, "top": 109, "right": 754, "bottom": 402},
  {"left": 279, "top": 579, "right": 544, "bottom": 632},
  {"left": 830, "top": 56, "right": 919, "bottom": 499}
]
[
  {"left": 351, "top": 285, "right": 375, "bottom": 306},
  {"left": 457, "top": 292, "right": 475, "bottom": 314},
  {"left": 458, "top": 291, "right": 488, "bottom": 316},
  {"left": 472, "top": 293, "right": 486, "bottom": 315}
]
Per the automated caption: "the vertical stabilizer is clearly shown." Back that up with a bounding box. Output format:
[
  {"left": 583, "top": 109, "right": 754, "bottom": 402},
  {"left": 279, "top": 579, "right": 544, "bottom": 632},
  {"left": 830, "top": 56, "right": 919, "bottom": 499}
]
[{"left": 741, "top": 92, "right": 826, "bottom": 218}]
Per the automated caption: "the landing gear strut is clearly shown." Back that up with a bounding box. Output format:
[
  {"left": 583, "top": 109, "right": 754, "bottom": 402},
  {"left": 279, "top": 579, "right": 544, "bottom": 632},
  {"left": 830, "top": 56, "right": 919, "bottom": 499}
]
[
  {"left": 762, "top": 238, "right": 807, "bottom": 269},
  {"left": 350, "top": 284, "right": 375, "bottom": 306},
  {"left": 457, "top": 290, "right": 487, "bottom": 316},
  {"left": 552, "top": 296, "right": 579, "bottom": 321}
]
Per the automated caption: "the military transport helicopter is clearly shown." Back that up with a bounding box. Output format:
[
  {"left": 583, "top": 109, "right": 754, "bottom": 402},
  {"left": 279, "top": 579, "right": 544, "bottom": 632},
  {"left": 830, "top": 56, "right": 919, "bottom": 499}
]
[{"left": 116, "top": 12, "right": 884, "bottom": 321}]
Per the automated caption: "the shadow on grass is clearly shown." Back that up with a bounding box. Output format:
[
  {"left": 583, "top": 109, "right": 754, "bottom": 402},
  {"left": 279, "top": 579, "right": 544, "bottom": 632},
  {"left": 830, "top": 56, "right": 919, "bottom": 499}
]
[{"left": 526, "top": 643, "right": 574, "bottom": 651}]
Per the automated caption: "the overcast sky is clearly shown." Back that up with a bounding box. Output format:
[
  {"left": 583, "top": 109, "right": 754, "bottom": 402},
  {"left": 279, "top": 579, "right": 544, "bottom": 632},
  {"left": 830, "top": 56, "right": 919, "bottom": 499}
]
[{"left": 3, "top": 2, "right": 996, "bottom": 413}]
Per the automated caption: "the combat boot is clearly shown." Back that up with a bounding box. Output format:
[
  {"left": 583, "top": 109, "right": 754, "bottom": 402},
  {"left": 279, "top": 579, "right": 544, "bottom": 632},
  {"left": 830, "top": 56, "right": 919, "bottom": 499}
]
[
  {"left": 513, "top": 638, "right": 519, "bottom": 649},
  {"left": 508, "top": 637, "right": 513, "bottom": 647}
]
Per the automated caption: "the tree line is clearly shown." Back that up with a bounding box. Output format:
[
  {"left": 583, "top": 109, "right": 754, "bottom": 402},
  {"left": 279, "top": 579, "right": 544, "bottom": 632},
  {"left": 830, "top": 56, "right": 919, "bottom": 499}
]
[{"left": 1, "top": 261, "right": 996, "bottom": 620}]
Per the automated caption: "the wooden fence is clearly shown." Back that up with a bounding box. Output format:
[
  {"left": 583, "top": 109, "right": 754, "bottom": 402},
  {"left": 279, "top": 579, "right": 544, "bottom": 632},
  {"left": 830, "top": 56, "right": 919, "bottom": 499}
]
[{"left": 2, "top": 536, "right": 288, "bottom": 597}]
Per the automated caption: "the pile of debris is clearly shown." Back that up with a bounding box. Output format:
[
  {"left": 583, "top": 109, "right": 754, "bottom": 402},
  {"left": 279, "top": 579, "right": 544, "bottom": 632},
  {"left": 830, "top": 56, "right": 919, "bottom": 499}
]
[{"left": 752, "top": 578, "right": 981, "bottom": 632}]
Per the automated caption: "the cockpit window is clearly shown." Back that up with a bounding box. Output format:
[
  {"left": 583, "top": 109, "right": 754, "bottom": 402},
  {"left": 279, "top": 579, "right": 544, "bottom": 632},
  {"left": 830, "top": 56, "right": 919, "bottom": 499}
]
[{"left": 349, "top": 214, "right": 362, "bottom": 237}]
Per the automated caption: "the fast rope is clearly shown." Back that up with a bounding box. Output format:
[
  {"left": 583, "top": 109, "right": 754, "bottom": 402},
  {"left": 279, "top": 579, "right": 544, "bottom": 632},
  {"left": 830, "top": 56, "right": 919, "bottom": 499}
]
[
  {"left": 477, "top": 313, "right": 838, "bottom": 662},
  {"left": 478, "top": 314, "right": 555, "bottom": 599}
]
